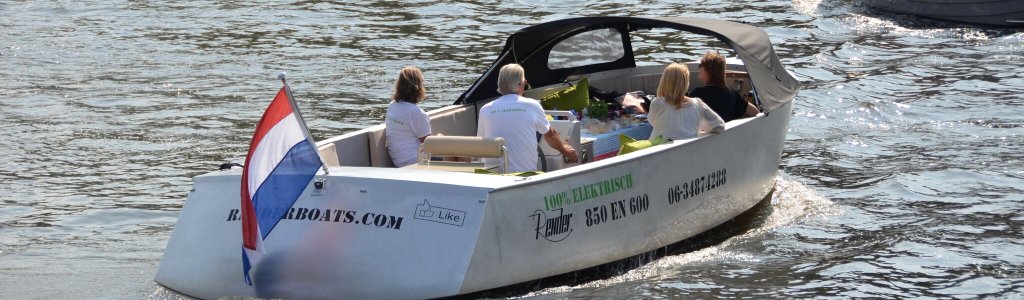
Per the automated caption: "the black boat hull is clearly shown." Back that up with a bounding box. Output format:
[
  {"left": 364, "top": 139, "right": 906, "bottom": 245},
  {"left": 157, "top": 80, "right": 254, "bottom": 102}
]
[{"left": 864, "top": 0, "right": 1024, "bottom": 27}]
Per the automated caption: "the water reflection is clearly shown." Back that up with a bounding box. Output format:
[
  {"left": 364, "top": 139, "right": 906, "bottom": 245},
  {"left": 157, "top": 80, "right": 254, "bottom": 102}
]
[{"left": 1, "top": 0, "right": 1023, "bottom": 298}]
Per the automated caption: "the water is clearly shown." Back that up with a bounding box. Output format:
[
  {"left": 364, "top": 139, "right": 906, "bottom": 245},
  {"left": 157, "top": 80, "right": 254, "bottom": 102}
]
[{"left": 1, "top": 1, "right": 1022, "bottom": 298}]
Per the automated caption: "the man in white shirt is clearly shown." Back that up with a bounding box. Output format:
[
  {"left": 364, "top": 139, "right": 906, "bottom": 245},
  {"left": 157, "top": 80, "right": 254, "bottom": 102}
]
[{"left": 477, "top": 64, "right": 578, "bottom": 172}]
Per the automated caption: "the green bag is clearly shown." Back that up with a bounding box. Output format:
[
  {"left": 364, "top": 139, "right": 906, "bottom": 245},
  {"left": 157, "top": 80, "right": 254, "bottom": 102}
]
[
  {"left": 617, "top": 134, "right": 664, "bottom": 156},
  {"left": 541, "top": 78, "right": 590, "bottom": 111}
]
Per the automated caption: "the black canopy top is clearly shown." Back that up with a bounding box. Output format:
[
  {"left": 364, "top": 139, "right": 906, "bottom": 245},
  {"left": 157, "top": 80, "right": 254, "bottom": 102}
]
[{"left": 455, "top": 16, "right": 799, "bottom": 111}]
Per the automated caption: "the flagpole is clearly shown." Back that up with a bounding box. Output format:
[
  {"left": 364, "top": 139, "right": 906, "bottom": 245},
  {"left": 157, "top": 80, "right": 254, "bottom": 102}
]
[{"left": 278, "top": 72, "right": 330, "bottom": 176}]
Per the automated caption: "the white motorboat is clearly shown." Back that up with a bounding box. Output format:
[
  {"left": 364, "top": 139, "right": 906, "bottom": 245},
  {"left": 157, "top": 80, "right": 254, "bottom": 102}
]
[{"left": 155, "top": 16, "right": 800, "bottom": 299}]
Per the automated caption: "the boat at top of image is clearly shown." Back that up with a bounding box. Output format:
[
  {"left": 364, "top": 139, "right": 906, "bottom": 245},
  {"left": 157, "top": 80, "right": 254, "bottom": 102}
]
[
  {"left": 863, "top": 0, "right": 1024, "bottom": 27},
  {"left": 154, "top": 16, "right": 800, "bottom": 299}
]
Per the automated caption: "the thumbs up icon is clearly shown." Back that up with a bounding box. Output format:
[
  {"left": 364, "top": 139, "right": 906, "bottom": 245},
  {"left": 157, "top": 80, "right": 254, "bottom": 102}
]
[{"left": 416, "top": 200, "right": 434, "bottom": 218}]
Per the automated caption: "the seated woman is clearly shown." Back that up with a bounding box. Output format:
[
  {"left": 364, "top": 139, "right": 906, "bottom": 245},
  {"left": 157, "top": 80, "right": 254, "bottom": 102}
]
[
  {"left": 385, "top": 66, "right": 431, "bottom": 167},
  {"left": 688, "top": 51, "right": 758, "bottom": 122},
  {"left": 648, "top": 63, "right": 725, "bottom": 140}
]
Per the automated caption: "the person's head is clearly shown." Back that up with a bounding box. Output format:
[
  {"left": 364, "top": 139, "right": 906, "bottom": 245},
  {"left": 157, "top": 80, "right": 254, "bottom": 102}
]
[
  {"left": 392, "top": 66, "right": 427, "bottom": 103},
  {"left": 657, "top": 63, "right": 690, "bottom": 109},
  {"left": 698, "top": 51, "right": 726, "bottom": 87},
  {"left": 496, "top": 64, "right": 527, "bottom": 95}
]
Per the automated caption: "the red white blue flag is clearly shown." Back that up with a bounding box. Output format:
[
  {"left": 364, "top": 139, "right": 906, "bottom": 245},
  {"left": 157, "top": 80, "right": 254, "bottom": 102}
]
[{"left": 240, "top": 84, "right": 323, "bottom": 286}]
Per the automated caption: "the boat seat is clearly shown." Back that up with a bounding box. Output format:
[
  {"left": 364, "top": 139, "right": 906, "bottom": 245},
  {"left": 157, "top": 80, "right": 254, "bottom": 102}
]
[
  {"left": 316, "top": 129, "right": 371, "bottom": 167},
  {"left": 317, "top": 143, "right": 341, "bottom": 167},
  {"left": 412, "top": 136, "right": 507, "bottom": 174},
  {"left": 428, "top": 105, "right": 477, "bottom": 138},
  {"left": 367, "top": 127, "right": 395, "bottom": 168},
  {"left": 588, "top": 73, "right": 664, "bottom": 95},
  {"left": 365, "top": 103, "right": 477, "bottom": 169}
]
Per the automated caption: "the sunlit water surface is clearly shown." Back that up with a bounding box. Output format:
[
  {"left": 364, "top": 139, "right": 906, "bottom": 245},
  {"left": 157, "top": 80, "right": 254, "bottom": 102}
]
[{"left": 1, "top": 1, "right": 1022, "bottom": 298}]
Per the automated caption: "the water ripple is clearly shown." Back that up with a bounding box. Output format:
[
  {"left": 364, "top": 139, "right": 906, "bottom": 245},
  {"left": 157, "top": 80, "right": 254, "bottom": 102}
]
[{"left": 2, "top": 0, "right": 1023, "bottom": 298}]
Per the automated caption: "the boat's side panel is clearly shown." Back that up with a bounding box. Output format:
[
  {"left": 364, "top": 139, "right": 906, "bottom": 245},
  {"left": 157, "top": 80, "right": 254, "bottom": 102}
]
[
  {"left": 155, "top": 170, "right": 493, "bottom": 299},
  {"left": 459, "top": 100, "right": 793, "bottom": 293}
]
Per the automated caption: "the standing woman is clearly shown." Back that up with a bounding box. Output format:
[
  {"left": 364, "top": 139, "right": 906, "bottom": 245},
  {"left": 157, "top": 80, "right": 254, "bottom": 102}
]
[
  {"left": 385, "top": 66, "right": 431, "bottom": 167},
  {"left": 648, "top": 63, "right": 725, "bottom": 141}
]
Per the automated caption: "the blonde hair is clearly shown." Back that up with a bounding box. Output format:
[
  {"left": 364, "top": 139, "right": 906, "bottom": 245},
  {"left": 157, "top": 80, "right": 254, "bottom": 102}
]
[
  {"left": 657, "top": 63, "right": 691, "bottom": 109},
  {"left": 392, "top": 66, "right": 426, "bottom": 103},
  {"left": 496, "top": 64, "right": 525, "bottom": 95}
]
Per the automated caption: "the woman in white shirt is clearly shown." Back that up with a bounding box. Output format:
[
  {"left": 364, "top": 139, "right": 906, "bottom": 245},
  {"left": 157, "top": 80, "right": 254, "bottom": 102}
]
[
  {"left": 385, "top": 66, "right": 432, "bottom": 167},
  {"left": 648, "top": 63, "right": 725, "bottom": 140}
]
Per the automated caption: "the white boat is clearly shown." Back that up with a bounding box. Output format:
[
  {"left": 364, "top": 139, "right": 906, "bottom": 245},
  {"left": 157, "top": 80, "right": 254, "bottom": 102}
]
[
  {"left": 863, "top": 0, "right": 1024, "bottom": 27},
  {"left": 155, "top": 16, "right": 800, "bottom": 299}
]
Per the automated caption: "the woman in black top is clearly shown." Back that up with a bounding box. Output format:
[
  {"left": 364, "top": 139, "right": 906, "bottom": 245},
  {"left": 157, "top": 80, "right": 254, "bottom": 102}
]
[{"left": 688, "top": 51, "right": 758, "bottom": 122}]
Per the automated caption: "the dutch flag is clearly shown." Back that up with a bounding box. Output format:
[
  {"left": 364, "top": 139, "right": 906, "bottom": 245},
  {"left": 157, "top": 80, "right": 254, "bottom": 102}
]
[{"left": 240, "top": 81, "right": 324, "bottom": 286}]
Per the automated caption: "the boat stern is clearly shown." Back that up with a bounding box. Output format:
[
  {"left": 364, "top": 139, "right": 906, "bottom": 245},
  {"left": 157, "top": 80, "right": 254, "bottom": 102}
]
[{"left": 155, "top": 167, "right": 499, "bottom": 299}]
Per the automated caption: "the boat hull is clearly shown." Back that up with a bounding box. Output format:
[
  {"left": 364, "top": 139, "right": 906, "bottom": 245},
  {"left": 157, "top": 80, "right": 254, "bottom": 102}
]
[
  {"left": 864, "top": 0, "right": 1024, "bottom": 27},
  {"left": 154, "top": 99, "right": 793, "bottom": 299},
  {"left": 459, "top": 99, "right": 792, "bottom": 293}
]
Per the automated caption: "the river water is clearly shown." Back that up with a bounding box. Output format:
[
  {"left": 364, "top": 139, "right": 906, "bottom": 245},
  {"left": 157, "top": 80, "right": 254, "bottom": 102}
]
[{"left": 1, "top": 1, "right": 1022, "bottom": 299}]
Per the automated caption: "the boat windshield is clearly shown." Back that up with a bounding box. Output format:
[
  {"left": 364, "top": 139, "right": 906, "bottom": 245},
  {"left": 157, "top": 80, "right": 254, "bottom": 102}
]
[
  {"left": 629, "top": 28, "right": 733, "bottom": 66},
  {"left": 548, "top": 28, "right": 626, "bottom": 70}
]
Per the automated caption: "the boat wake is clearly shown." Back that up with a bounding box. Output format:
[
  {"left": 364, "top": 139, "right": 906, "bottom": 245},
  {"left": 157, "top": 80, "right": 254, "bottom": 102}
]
[{"left": 502, "top": 176, "right": 840, "bottom": 299}]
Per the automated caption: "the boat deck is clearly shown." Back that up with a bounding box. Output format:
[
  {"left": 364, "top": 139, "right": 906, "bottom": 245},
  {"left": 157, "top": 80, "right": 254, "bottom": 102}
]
[{"left": 314, "top": 63, "right": 755, "bottom": 176}]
